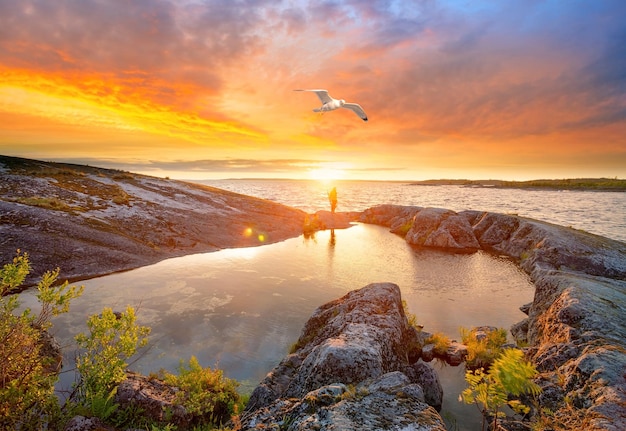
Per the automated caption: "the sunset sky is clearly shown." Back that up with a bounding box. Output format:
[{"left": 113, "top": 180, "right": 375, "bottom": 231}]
[{"left": 1, "top": 0, "right": 625, "bottom": 181}]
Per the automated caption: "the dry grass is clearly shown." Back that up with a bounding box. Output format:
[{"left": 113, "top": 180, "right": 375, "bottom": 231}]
[{"left": 425, "top": 332, "right": 451, "bottom": 355}]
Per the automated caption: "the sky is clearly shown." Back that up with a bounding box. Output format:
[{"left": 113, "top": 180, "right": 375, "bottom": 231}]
[{"left": 1, "top": 0, "right": 625, "bottom": 181}]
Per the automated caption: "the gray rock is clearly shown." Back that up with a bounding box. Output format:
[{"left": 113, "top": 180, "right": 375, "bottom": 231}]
[
  {"left": 405, "top": 208, "right": 480, "bottom": 251},
  {"left": 63, "top": 416, "right": 111, "bottom": 431},
  {"left": 115, "top": 371, "right": 190, "bottom": 428},
  {"left": 402, "top": 361, "right": 444, "bottom": 411},
  {"left": 445, "top": 341, "right": 468, "bottom": 366},
  {"left": 242, "top": 283, "right": 445, "bottom": 430},
  {"left": 240, "top": 374, "right": 446, "bottom": 431},
  {"left": 421, "top": 344, "right": 435, "bottom": 362}
]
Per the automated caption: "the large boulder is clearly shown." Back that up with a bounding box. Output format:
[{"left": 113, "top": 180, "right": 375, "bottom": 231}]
[{"left": 241, "top": 283, "right": 445, "bottom": 430}]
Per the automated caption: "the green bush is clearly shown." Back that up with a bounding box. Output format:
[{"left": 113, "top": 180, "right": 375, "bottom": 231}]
[
  {"left": 0, "top": 251, "right": 83, "bottom": 429},
  {"left": 160, "top": 356, "right": 241, "bottom": 427},
  {"left": 75, "top": 306, "right": 150, "bottom": 403},
  {"left": 461, "top": 348, "right": 541, "bottom": 431}
]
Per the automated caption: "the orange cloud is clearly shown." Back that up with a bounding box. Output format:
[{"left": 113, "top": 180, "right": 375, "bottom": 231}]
[{"left": 0, "top": 1, "right": 625, "bottom": 180}]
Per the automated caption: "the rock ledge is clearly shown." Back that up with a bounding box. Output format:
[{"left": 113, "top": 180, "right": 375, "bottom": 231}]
[{"left": 241, "top": 282, "right": 446, "bottom": 431}]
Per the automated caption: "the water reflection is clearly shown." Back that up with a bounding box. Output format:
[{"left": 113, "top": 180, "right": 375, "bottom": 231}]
[{"left": 22, "top": 223, "right": 534, "bottom": 431}]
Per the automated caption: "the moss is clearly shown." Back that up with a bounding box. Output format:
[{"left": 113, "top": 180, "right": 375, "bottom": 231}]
[
  {"left": 14, "top": 196, "right": 76, "bottom": 212},
  {"left": 396, "top": 220, "right": 414, "bottom": 236}
]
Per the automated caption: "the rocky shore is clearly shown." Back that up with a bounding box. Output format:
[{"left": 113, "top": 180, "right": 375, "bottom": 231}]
[
  {"left": 0, "top": 155, "right": 309, "bottom": 286},
  {"left": 2, "top": 156, "right": 624, "bottom": 430},
  {"left": 360, "top": 205, "right": 626, "bottom": 431}
]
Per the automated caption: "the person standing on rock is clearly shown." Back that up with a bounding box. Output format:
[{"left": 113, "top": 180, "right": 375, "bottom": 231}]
[{"left": 328, "top": 187, "right": 337, "bottom": 213}]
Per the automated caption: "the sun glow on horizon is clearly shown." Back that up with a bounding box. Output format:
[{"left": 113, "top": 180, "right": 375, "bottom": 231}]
[{"left": 308, "top": 167, "right": 347, "bottom": 182}]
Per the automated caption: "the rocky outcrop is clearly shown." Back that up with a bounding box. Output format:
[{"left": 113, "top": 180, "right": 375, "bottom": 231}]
[
  {"left": 361, "top": 205, "right": 626, "bottom": 431},
  {"left": 0, "top": 155, "right": 308, "bottom": 286},
  {"left": 114, "top": 371, "right": 192, "bottom": 428},
  {"left": 240, "top": 282, "right": 446, "bottom": 430}
]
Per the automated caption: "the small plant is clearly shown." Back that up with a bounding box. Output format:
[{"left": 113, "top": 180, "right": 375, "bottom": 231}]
[
  {"left": 461, "top": 348, "right": 541, "bottom": 431},
  {"left": 340, "top": 384, "right": 369, "bottom": 401},
  {"left": 402, "top": 300, "right": 421, "bottom": 331},
  {"left": 84, "top": 389, "right": 119, "bottom": 423},
  {"left": 425, "top": 332, "right": 451, "bottom": 355},
  {"left": 460, "top": 327, "right": 508, "bottom": 369},
  {"left": 302, "top": 214, "right": 325, "bottom": 238},
  {"left": 74, "top": 306, "right": 150, "bottom": 404},
  {"left": 160, "top": 356, "right": 241, "bottom": 427}
]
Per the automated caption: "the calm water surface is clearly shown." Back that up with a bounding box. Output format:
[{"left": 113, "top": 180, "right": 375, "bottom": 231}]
[
  {"left": 22, "top": 223, "right": 533, "bottom": 431},
  {"left": 20, "top": 181, "right": 624, "bottom": 430}
]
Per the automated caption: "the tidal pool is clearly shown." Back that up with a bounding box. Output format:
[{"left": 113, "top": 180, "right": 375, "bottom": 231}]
[{"left": 21, "top": 223, "right": 534, "bottom": 430}]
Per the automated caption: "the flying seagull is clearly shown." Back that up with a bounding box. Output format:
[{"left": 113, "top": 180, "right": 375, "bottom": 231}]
[{"left": 294, "top": 89, "right": 368, "bottom": 121}]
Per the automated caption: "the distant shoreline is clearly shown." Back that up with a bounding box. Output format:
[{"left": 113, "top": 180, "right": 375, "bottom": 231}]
[
  {"left": 408, "top": 178, "right": 626, "bottom": 191},
  {"left": 197, "top": 177, "right": 626, "bottom": 191}
]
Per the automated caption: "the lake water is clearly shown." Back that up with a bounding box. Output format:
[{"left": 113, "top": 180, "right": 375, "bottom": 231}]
[
  {"left": 200, "top": 179, "right": 626, "bottom": 243},
  {"left": 19, "top": 180, "right": 625, "bottom": 430}
]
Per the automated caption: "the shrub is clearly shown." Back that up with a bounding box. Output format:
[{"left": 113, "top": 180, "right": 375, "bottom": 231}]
[
  {"left": 461, "top": 348, "right": 541, "bottom": 431},
  {"left": 74, "top": 306, "right": 150, "bottom": 403},
  {"left": 0, "top": 251, "right": 83, "bottom": 429},
  {"left": 160, "top": 356, "right": 241, "bottom": 427},
  {"left": 302, "top": 214, "right": 325, "bottom": 238}
]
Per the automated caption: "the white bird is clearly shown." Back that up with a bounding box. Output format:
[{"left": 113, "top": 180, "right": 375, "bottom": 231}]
[{"left": 294, "top": 89, "right": 368, "bottom": 121}]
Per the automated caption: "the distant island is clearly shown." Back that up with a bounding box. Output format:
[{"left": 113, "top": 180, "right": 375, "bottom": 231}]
[{"left": 409, "top": 178, "right": 626, "bottom": 191}]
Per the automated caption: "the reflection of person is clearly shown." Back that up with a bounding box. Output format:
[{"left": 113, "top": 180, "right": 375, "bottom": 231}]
[{"left": 328, "top": 187, "right": 337, "bottom": 213}]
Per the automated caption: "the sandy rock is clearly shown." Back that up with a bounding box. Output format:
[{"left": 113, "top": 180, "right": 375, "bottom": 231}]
[
  {"left": 361, "top": 206, "right": 481, "bottom": 251},
  {"left": 359, "top": 204, "right": 422, "bottom": 231}
]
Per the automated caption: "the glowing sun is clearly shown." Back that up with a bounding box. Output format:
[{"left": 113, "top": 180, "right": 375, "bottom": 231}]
[{"left": 308, "top": 167, "right": 346, "bottom": 182}]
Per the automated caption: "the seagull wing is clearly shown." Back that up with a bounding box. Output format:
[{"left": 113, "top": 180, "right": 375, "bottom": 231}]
[
  {"left": 342, "top": 103, "right": 368, "bottom": 121},
  {"left": 294, "top": 89, "right": 333, "bottom": 104}
]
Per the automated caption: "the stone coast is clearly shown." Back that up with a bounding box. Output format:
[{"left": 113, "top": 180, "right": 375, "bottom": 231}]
[
  {"left": 0, "top": 155, "right": 308, "bottom": 287},
  {"left": 2, "top": 156, "right": 625, "bottom": 430},
  {"left": 360, "top": 205, "right": 626, "bottom": 431}
]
